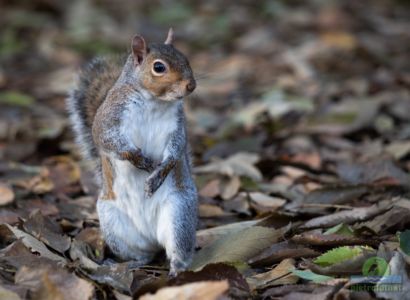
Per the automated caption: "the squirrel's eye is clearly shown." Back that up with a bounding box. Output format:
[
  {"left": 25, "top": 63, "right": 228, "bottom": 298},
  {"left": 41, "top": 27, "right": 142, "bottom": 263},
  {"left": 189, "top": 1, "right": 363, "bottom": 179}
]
[{"left": 153, "top": 61, "right": 166, "bottom": 74}]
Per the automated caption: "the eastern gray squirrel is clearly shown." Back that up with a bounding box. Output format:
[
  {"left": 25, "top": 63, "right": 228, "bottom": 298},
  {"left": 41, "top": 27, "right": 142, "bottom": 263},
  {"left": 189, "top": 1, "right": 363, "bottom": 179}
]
[{"left": 66, "top": 29, "right": 198, "bottom": 275}]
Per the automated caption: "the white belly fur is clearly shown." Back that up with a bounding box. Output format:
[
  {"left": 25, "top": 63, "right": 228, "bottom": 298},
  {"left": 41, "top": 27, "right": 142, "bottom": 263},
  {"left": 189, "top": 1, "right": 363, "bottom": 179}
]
[
  {"left": 126, "top": 99, "right": 179, "bottom": 161},
  {"left": 97, "top": 99, "right": 180, "bottom": 253}
]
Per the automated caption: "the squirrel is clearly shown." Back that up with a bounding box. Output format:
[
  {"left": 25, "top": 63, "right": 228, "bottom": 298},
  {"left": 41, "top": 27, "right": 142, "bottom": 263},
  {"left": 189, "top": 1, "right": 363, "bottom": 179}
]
[{"left": 66, "top": 29, "right": 198, "bottom": 275}]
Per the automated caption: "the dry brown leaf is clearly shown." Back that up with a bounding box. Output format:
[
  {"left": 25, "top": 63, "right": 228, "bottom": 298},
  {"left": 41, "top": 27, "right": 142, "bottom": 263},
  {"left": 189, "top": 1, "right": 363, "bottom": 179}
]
[
  {"left": 262, "top": 284, "right": 335, "bottom": 300},
  {"left": 385, "top": 141, "right": 410, "bottom": 159},
  {"left": 222, "top": 192, "right": 251, "bottom": 215},
  {"left": 281, "top": 166, "right": 307, "bottom": 179},
  {"left": 291, "top": 232, "right": 377, "bottom": 247},
  {"left": 395, "top": 197, "right": 410, "bottom": 210},
  {"left": 23, "top": 211, "right": 71, "bottom": 254},
  {"left": 1, "top": 224, "right": 66, "bottom": 265},
  {"left": 353, "top": 206, "right": 410, "bottom": 235},
  {"left": 0, "top": 182, "right": 14, "bottom": 206},
  {"left": 199, "top": 179, "right": 221, "bottom": 198},
  {"left": 289, "top": 152, "right": 322, "bottom": 169},
  {"left": 15, "top": 265, "right": 94, "bottom": 300},
  {"left": 0, "top": 240, "right": 55, "bottom": 269},
  {"left": 44, "top": 155, "right": 81, "bottom": 193},
  {"left": 169, "top": 263, "right": 249, "bottom": 297},
  {"left": 303, "top": 182, "right": 322, "bottom": 192},
  {"left": 271, "top": 175, "right": 294, "bottom": 188},
  {"left": 199, "top": 204, "right": 227, "bottom": 218},
  {"left": 32, "top": 273, "right": 65, "bottom": 300},
  {"left": 247, "top": 258, "right": 298, "bottom": 291},
  {"left": 57, "top": 196, "right": 97, "bottom": 220},
  {"left": 16, "top": 168, "right": 54, "bottom": 194},
  {"left": 320, "top": 31, "right": 357, "bottom": 50},
  {"left": 0, "top": 209, "right": 19, "bottom": 225},
  {"left": 302, "top": 99, "right": 382, "bottom": 135},
  {"left": 23, "top": 199, "right": 59, "bottom": 216},
  {"left": 249, "top": 241, "right": 320, "bottom": 267},
  {"left": 70, "top": 240, "right": 135, "bottom": 293},
  {"left": 220, "top": 176, "right": 241, "bottom": 200},
  {"left": 249, "top": 192, "right": 286, "bottom": 212},
  {"left": 303, "top": 185, "right": 368, "bottom": 205},
  {"left": 337, "top": 159, "right": 410, "bottom": 187},
  {"left": 140, "top": 280, "right": 229, "bottom": 300},
  {"left": 195, "top": 152, "right": 262, "bottom": 181}
]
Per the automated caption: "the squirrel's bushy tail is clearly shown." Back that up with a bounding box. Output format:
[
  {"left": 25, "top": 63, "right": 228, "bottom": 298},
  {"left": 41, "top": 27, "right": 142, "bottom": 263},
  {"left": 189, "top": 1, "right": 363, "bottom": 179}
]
[{"left": 66, "top": 57, "right": 123, "bottom": 163}]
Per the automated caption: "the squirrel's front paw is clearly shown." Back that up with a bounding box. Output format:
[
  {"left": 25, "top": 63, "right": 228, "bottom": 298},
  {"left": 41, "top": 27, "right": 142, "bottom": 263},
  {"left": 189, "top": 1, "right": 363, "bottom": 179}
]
[
  {"left": 144, "top": 170, "right": 162, "bottom": 198},
  {"left": 142, "top": 157, "right": 156, "bottom": 173}
]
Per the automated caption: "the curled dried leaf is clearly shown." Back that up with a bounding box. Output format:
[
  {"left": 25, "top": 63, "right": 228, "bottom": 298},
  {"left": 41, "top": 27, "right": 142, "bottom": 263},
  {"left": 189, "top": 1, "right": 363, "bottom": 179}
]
[
  {"left": 247, "top": 258, "right": 298, "bottom": 291},
  {"left": 195, "top": 152, "right": 262, "bottom": 181},
  {"left": 0, "top": 183, "right": 14, "bottom": 206},
  {"left": 301, "top": 201, "right": 391, "bottom": 229},
  {"left": 291, "top": 232, "right": 377, "bottom": 247},
  {"left": 140, "top": 280, "right": 229, "bottom": 300},
  {"left": 249, "top": 240, "right": 320, "bottom": 267}
]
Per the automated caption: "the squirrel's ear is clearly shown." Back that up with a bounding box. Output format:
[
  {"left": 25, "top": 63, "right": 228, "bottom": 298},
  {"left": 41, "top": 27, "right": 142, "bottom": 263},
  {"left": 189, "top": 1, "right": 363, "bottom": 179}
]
[
  {"left": 131, "top": 35, "right": 146, "bottom": 65},
  {"left": 164, "top": 28, "right": 174, "bottom": 45}
]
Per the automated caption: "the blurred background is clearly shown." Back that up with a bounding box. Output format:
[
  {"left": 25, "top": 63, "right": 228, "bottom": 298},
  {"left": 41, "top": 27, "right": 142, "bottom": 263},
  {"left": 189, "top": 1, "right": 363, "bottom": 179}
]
[
  {"left": 0, "top": 0, "right": 409, "bottom": 218},
  {"left": 0, "top": 0, "right": 408, "bottom": 164}
]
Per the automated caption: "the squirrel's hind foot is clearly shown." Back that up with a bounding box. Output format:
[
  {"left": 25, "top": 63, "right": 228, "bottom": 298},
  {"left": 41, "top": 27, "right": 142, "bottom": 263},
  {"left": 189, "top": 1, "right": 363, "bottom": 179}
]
[{"left": 169, "top": 259, "right": 190, "bottom": 277}]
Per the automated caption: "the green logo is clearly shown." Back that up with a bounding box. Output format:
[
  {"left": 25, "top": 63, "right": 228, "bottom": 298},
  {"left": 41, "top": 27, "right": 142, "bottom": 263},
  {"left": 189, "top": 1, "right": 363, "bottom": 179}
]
[{"left": 362, "top": 257, "right": 390, "bottom": 276}]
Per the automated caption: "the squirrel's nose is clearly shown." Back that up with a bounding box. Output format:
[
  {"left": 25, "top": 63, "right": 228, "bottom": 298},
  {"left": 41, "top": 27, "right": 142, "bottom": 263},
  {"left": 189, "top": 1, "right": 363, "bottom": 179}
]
[{"left": 186, "top": 80, "right": 196, "bottom": 93}]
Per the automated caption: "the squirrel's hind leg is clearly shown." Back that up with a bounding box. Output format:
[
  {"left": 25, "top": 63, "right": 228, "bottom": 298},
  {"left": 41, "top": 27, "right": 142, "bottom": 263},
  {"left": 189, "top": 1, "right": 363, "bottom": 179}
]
[
  {"left": 157, "top": 192, "right": 197, "bottom": 276},
  {"left": 97, "top": 200, "right": 156, "bottom": 264}
]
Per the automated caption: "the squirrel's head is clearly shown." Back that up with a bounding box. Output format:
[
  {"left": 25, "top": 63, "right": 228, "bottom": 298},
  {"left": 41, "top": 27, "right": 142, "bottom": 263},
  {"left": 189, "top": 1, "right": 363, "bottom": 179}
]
[{"left": 131, "top": 29, "right": 196, "bottom": 101}]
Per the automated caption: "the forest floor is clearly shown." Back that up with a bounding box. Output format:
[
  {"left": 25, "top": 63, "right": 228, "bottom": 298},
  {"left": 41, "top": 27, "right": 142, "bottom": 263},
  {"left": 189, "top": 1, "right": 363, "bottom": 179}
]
[{"left": 0, "top": 0, "right": 410, "bottom": 299}]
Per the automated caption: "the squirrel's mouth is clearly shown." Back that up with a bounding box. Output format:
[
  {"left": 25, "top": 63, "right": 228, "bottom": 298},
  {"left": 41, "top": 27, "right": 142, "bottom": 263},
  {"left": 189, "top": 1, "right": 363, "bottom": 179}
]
[
  {"left": 169, "top": 89, "right": 187, "bottom": 101},
  {"left": 157, "top": 92, "right": 185, "bottom": 101}
]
